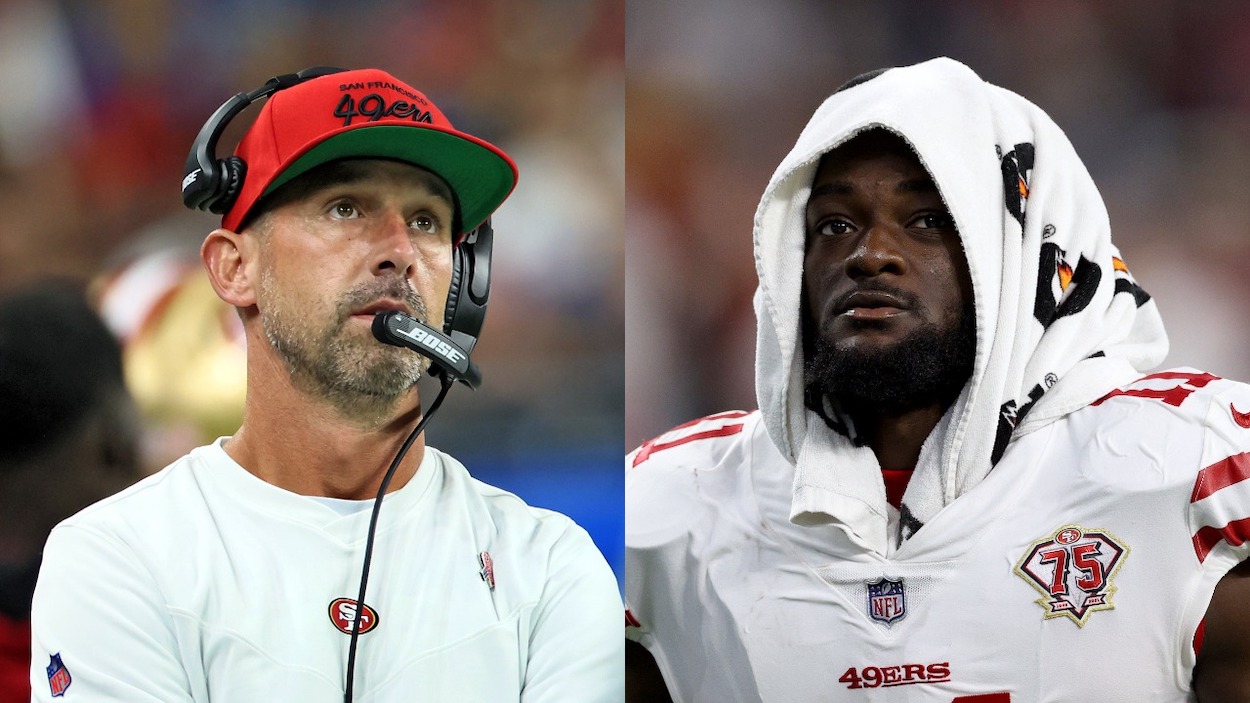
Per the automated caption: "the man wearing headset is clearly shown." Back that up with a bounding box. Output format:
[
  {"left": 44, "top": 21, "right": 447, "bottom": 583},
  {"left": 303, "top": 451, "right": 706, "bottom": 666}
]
[{"left": 29, "top": 68, "right": 621, "bottom": 702}]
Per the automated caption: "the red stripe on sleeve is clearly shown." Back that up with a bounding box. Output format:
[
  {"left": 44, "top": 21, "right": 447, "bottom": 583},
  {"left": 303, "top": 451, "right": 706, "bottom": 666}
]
[
  {"left": 1146, "top": 371, "right": 1221, "bottom": 384},
  {"left": 663, "top": 410, "right": 750, "bottom": 433},
  {"left": 1191, "top": 453, "right": 1250, "bottom": 504},
  {"left": 1193, "top": 517, "right": 1250, "bottom": 563},
  {"left": 631, "top": 422, "right": 745, "bottom": 468}
]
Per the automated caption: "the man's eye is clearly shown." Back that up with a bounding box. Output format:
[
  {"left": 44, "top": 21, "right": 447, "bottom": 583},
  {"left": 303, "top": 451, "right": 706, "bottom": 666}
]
[
  {"left": 331, "top": 202, "right": 359, "bottom": 219},
  {"left": 816, "top": 218, "right": 854, "bottom": 236},
  {"left": 914, "top": 213, "right": 955, "bottom": 229},
  {"left": 411, "top": 214, "right": 439, "bottom": 234}
]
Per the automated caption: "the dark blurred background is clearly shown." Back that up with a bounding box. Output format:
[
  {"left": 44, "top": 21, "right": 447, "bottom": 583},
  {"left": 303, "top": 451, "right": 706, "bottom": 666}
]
[
  {"left": 626, "top": 0, "right": 1250, "bottom": 451},
  {"left": 8, "top": 0, "right": 1250, "bottom": 604},
  {"left": 0, "top": 0, "right": 624, "bottom": 583}
]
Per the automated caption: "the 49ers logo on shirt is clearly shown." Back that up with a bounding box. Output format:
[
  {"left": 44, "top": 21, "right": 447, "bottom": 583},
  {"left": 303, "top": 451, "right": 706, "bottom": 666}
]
[
  {"left": 1014, "top": 525, "right": 1129, "bottom": 626},
  {"left": 329, "top": 597, "right": 380, "bottom": 635},
  {"left": 839, "top": 661, "right": 950, "bottom": 689}
]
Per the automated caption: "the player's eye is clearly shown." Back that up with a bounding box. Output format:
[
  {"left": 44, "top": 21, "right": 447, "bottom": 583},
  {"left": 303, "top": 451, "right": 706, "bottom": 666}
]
[
  {"left": 814, "top": 217, "right": 855, "bottom": 237},
  {"left": 911, "top": 212, "right": 955, "bottom": 230}
]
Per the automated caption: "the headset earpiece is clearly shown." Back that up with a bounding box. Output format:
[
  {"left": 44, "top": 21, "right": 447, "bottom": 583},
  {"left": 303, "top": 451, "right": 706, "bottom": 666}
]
[
  {"left": 416, "top": 220, "right": 491, "bottom": 387},
  {"left": 202, "top": 156, "right": 247, "bottom": 215},
  {"left": 444, "top": 244, "right": 466, "bottom": 332},
  {"left": 443, "top": 220, "right": 492, "bottom": 357},
  {"left": 181, "top": 66, "right": 347, "bottom": 217}
]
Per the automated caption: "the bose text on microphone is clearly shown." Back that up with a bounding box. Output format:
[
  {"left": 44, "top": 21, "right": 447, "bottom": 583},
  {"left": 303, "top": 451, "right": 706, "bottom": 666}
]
[{"left": 372, "top": 310, "right": 481, "bottom": 389}]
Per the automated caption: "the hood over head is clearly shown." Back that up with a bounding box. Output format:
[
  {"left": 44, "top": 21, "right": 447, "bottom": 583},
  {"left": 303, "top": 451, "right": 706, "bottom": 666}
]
[{"left": 753, "top": 57, "right": 1167, "bottom": 553}]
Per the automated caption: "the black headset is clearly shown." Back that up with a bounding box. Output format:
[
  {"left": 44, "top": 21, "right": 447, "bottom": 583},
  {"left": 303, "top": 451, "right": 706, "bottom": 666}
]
[
  {"left": 181, "top": 66, "right": 349, "bottom": 215},
  {"left": 182, "top": 66, "right": 493, "bottom": 387}
]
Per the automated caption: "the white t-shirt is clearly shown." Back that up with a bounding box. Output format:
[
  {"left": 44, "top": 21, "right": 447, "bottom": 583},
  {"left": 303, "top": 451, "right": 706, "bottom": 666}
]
[
  {"left": 626, "top": 370, "right": 1250, "bottom": 702},
  {"left": 31, "top": 440, "right": 623, "bottom": 702}
]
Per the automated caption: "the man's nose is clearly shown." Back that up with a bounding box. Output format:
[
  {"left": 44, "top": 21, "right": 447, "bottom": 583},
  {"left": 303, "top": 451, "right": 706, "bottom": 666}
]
[
  {"left": 844, "top": 224, "right": 906, "bottom": 279},
  {"left": 372, "top": 215, "right": 417, "bottom": 277}
]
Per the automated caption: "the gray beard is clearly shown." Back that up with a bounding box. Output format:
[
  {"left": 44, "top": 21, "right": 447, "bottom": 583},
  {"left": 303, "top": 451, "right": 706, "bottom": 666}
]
[{"left": 259, "top": 270, "right": 431, "bottom": 420}]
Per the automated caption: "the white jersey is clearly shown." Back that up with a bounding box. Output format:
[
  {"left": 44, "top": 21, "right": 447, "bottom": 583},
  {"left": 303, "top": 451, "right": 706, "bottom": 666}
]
[
  {"left": 626, "top": 370, "right": 1250, "bottom": 702},
  {"left": 31, "top": 440, "right": 622, "bottom": 702}
]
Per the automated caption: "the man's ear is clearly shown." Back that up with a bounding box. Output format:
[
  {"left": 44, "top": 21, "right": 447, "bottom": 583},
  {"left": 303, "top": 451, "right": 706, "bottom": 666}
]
[{"left": 201, "top": 228, "right": 258, "bottom": 308}]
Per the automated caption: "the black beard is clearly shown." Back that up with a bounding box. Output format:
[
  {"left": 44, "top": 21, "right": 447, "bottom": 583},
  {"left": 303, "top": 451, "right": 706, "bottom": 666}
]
[{"left": 803, "top": 304, "right": 976, "bottom": 420}]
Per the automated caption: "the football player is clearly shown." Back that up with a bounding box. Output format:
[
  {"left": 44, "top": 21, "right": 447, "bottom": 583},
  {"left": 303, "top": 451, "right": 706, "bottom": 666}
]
[{"left": 627, "top": 58, "right": 1250, "bottom": 702}]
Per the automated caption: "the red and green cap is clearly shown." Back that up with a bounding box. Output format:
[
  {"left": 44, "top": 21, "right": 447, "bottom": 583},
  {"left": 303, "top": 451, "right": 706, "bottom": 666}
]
[{"left": 223, "top": 68, "right": 518, "bottom": 234}]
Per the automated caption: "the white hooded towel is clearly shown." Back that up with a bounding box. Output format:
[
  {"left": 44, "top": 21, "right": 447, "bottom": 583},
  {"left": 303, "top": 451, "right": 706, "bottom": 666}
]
[{"left": 753, "top": 57, "right": 1168, "bottom": 555}]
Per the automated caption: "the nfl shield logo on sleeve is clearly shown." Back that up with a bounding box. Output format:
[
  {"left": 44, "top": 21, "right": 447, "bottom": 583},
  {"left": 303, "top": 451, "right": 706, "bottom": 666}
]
[
  {"left": 46, "top": 652, "right": 72, "bottom": 697},
  {"left": 866, "top": 577, "right": 907, "bottom": 625}
]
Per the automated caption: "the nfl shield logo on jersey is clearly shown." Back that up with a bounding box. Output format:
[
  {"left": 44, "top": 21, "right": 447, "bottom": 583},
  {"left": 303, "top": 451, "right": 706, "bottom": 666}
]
[
  {"left": 46, "top": 652, "right": 72, "bottom": 697},
  {"left": 1014, "top": 524, "right": 1129, "bottom": 627},
  {"left": 866, "top": 577, "right": 907, "bottom": 625}
]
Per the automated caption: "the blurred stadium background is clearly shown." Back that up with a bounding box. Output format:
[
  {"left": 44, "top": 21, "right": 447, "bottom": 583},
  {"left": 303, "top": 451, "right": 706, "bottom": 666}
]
[
  {"left": 7, "top": 0, "right": 1250, "bottom": 600},
  {"left": 0, "top": 0, "right": 623, "bottom": 583},
  {"left": 626, "top": 0, "right": 1250, "bottom": 452}
]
